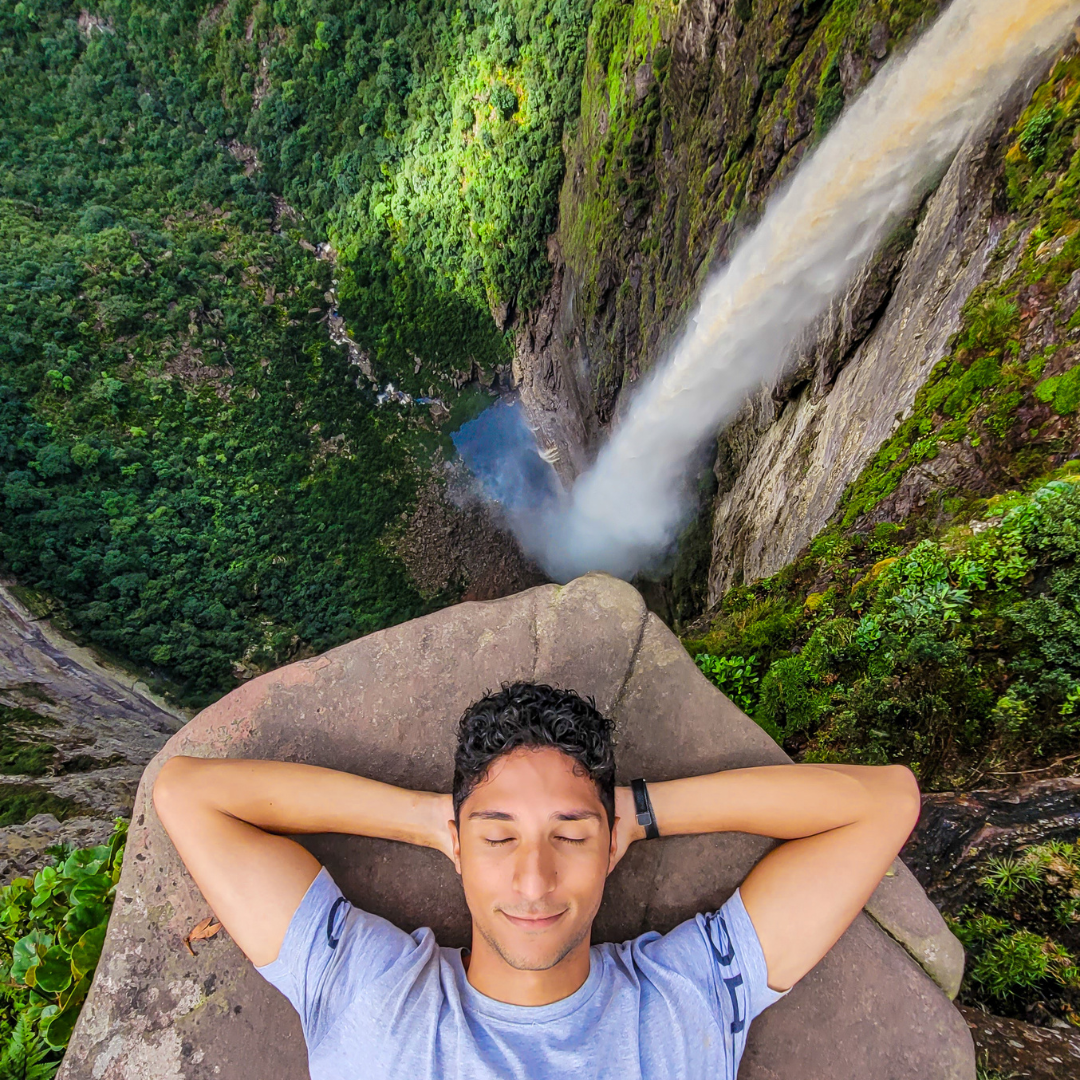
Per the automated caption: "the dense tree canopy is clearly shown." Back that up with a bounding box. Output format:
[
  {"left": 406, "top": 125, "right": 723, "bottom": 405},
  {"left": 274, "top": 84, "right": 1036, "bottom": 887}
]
[{"left": 0, "top": 0, "right": 594, "bottom": 704}]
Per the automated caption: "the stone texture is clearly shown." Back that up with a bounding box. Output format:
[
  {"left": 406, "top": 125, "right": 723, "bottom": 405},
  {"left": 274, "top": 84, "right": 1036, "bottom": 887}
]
[
  {"left": 705, "top": 73, "right": 1033, "bottom": 599},
  {"left": 62, "top": 574, "right": 974, "bottom": 1080},
  {"left": 864, "top": 857, "right": 966, "bottom": 1000},
  {"left": 388, "top": 465, "right": 548, "bottom": 603},
  {"left": 0, "top": 582, "right": 185, "bottom": 866},
  {"left": 959, "top": 1005, "right": 1080, "bottom": 1080},
  {"left": 0, "top": 814, "right": 117, "bottom": 886}
]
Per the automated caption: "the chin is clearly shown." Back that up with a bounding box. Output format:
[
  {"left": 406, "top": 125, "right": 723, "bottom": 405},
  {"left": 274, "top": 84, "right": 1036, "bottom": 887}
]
[
  {"left": 482, "top": 922, "right": 587, "bottom": 972},
  {"left": 500, "top": 942, "right": 578, "bottom": 972}
]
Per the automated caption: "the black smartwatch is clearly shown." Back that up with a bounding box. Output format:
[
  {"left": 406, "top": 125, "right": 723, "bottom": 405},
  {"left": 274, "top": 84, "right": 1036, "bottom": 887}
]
[{"left": 630, "top": 778, "right": 660, "bottom": 840}]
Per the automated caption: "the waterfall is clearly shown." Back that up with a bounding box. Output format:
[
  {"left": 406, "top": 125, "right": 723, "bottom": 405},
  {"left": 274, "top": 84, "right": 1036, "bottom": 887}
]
[{"left": 518, "top": 0, "right": 1079, "bottom": 583}]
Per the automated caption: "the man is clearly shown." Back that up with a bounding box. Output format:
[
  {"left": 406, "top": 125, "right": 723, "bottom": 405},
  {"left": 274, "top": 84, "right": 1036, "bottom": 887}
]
[{"left": 153, "top": 681, "right": 920, "bottom": 1078}]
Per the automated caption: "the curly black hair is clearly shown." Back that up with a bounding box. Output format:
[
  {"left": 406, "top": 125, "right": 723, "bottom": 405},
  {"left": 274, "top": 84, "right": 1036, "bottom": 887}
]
[{"left": 452, "top": 682, "right": 616, "bottom": 829}]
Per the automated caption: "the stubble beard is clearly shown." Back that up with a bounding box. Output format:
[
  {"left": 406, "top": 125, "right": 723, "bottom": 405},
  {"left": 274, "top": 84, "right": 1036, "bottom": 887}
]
[{"left": 477, "top": 914, "right": 592, "bottom": 972}]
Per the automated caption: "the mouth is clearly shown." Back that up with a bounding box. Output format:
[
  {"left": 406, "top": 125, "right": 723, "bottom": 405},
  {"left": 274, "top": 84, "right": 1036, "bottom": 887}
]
[{"left": 500, "top": 910, "right": 568, "bottom": 931}]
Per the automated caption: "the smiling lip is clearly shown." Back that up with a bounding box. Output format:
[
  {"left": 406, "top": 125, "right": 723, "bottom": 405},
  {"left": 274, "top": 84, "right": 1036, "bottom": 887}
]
[{"left": 501, "top": 910, "right": 567, "bottom": 930}]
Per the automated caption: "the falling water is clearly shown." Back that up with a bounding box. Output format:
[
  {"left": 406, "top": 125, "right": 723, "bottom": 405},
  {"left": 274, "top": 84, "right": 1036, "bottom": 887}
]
[{"left": 516, "top": 0, "right": 1079, "bottom": 583}]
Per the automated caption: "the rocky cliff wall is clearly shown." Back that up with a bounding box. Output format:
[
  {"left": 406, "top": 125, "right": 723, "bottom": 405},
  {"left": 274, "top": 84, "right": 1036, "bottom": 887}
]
[
  {"left": 0, "top": 584, "right": 184, "bottom": 880},
  {"left": 513, "top": 1, "right": 1080, "bottom": 607},
  {"left": 514, "top": 0, "right": 946, "bottom": 484}
]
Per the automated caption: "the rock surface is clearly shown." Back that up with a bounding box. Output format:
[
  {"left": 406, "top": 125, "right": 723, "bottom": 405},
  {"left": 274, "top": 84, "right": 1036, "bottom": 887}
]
[
  {"left": 0, "top": 814, "right": 118, "bottom": 884},
  {"left": 388, "top": 464, "right": 548, "bottom": 602},
  {"left": 959, "top": 1004, "right": 1080, "bottom": 1079},
  {"left": 0, "top": 582, "right": 185, "bottom": 877},
  {"left": 62, "top": 574, "right": 972, "bottom": 1080},
  {"left": 903, "top": 775, "right": 1080, "bottom": 912}
]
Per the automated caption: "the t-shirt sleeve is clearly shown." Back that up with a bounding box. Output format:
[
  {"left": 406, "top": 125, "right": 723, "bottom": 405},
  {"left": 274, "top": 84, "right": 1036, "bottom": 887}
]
[
  {"left": 644, "top": 887, "right": 790, "bottom": 1044},
  {"left": 254, "top": 866, "right": 417, "bottom": 1049},
  {"left": 700, "top": 888, "right": 790, "bottom": 1025}
]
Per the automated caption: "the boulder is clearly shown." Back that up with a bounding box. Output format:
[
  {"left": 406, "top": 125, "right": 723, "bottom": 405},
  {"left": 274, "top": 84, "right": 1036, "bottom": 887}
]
[{"left": 60, "top": 574, "right": 974, "bottom": 1079}]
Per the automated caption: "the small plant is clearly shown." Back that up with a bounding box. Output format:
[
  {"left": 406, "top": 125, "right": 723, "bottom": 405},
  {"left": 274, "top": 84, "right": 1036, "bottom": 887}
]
[
  {"left": 0, "top": 1015, "right": 57, "bottom": 1080},
  {"left": 1018, "top": 105, "right": 1058, "bottom": 165},
  {"left": 952, "top": 840, "right": 1080, "bottom": 1025},
  {"left": 0, "top": 820, "right": 127, "bottom": 1058},
  {"left": 694, "top": 654, "right": 760, "bottom": 715}
]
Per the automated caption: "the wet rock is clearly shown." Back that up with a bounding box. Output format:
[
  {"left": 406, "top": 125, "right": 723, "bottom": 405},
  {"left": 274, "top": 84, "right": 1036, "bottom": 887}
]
[
  {"left": 64, "top": 575, "right": 973, "bottom": 1080},
  {"left": 959, "top": 1004, "right": 1080, "bottom": 1079},
  {"left": 902, "top": 776, "right": 1080, "bottom": 911}
]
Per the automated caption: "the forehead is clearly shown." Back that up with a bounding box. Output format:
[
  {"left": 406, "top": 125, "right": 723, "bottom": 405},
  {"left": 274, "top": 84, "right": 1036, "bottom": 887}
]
[{"left": 465, "top": 746, "right": 603, "bottom": 812}]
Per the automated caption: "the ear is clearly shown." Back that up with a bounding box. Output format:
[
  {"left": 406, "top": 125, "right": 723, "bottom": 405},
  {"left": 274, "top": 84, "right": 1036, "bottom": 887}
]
[
  {"left": 448, "top": 818, "right": 462, "bottom": 877},
  {"left": 606, "top": 814, "right": 622, "bottom": 877}
]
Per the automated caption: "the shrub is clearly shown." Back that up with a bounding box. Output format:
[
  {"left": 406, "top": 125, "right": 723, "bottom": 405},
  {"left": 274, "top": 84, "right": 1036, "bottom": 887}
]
[
  {"left": 757, "top": 656, "right": 829, "bottom": 741},
  {"left": 490, "top": 84, "right": 518, "bottom": 121},
  {"left": 1019, "top": 105, "right": 1059, "bottom": 165},
  {"left": 1035, "top": 364, "right": 1080, "bottom": 414},
  {"left": 694, "top": 654, "right": 760, "bottom": 714},
  {"left": 952, "top": 840, "right": 1080, "bottom": 1025},
  {"left": 0, "top": 820, "right": 127, "bottom": 1058}
]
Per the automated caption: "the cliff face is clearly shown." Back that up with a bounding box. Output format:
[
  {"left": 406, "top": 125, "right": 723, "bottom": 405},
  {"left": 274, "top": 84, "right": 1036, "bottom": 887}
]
[
  {"left": 514, "top": 0, "right": 946, "bottom": 484},
  {"left": 514, "top": 2, "right": 1080, "bottom": 608},
  {"left": 0, "top": 583, "right": 183, "bottom": 880},
  {"left": 706, "top": 89, "right": 1016, "bottom": 597}
]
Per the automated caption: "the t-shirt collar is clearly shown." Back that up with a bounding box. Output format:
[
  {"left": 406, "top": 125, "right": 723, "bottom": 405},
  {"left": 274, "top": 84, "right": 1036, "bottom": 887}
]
[{"left": 444, "top": 947, "right": 603, "bottom": 1024}]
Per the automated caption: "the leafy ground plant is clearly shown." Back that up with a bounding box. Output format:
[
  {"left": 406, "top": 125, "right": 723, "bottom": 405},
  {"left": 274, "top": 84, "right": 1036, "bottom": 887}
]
[
  {"left": 0, "top": 820, "right": 127, "bottom": 1071},
  {"left": 686, "top": 468, "right": 1080, "bottom": 787},
  {"left": 693, "top": 653, "right": 760, "bottom": 715},
  {"left": 950, "top": 839, "right": 1080, "bottom": 1028}
]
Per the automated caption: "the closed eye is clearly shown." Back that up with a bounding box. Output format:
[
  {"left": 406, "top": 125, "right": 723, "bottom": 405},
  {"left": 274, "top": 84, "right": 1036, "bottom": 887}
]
[
  {"left": 484, "top": 837, "right": 514, "bottom": 846},
  {"left": 555, "top": 836, "right": 587, "bottom": 845}
]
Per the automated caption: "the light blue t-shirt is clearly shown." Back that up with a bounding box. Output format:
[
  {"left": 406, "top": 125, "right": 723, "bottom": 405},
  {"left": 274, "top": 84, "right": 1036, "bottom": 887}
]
[{"left": 256, "top": 866, "right": 787, "bottom": 1079}]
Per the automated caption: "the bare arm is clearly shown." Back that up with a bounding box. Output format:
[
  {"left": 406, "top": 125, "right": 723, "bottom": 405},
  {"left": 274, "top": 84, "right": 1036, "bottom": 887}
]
[
  {"left": 152, "top": 757, "right": 453, "bottom": 966},
  {"left": 613, "top": 763, "right": 920, "bottom": 992}
]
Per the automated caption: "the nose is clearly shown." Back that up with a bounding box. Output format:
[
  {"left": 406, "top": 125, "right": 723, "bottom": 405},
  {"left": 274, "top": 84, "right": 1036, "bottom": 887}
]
[{"left": 511, "top": 837, "right": 558, "bottom": 903}]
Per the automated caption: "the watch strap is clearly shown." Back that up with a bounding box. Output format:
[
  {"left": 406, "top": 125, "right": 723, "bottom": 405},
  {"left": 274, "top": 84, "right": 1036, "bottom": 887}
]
[{"left": 630, "top": 778, "right": 660, "bottom": 840}]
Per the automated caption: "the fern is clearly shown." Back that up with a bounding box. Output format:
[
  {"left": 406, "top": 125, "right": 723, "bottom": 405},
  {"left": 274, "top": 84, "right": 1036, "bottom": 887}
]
[{"left": 0, "top": 1016, "right": 58, "bottom": 1080}]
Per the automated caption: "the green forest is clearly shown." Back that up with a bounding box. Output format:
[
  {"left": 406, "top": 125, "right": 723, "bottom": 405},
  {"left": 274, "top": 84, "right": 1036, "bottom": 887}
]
[
  {"left": 3, "top": 0, "right": 1080, "bottom": 1073},
  {"left": 1, "top": 0, "right": 592, "bottom": 704}
]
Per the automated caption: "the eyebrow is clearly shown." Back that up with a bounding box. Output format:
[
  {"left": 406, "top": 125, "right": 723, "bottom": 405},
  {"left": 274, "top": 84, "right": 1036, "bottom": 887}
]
[{"left": 466, "top": 809, "right": 603, "bottom": 822}]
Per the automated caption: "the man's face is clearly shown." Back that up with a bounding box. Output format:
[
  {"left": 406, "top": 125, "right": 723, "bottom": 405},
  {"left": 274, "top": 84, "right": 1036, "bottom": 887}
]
[{"left": 450, "top": 746, "right": 616, "bottom": 973}]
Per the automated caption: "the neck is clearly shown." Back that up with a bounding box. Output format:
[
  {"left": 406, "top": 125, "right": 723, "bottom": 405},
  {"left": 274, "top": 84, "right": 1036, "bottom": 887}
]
[{"left": 462, "top": 928, "right": 592, "bottom": 1007}]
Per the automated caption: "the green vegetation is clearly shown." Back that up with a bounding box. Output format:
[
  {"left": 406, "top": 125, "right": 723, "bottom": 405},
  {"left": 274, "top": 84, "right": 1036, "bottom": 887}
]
[
  {"left": 0, "top": 789, "right": 85, "bottom": 831},
  {"left": 216, "top": 0, "right": 595, "bottom": 322},
  {"left": 557, "top": 0, "right": 941, "bottom": 408},
  {"left": 694, "top": 653, "right": 759, "bottom": 715},
  {"left": 0, "top": 820, "right": 127, "bottom": 1071},
  {"left": 687, "top": 470, "right": 1080, "bottom": 788},
  {"left": 951, "top": 840, "right": 1080, "bottom": 1028},
  {"left": 0, "top": 0, "right": 599, "bottom": 706},
  {"left": 0, "top": 707, "right": 59, "bottom": 780}
]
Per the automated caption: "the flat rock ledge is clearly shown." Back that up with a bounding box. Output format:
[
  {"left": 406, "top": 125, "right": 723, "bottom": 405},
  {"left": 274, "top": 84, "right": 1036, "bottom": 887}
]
[{"left": 61, "top": 574, "right": 974, "bottom": 1080}]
